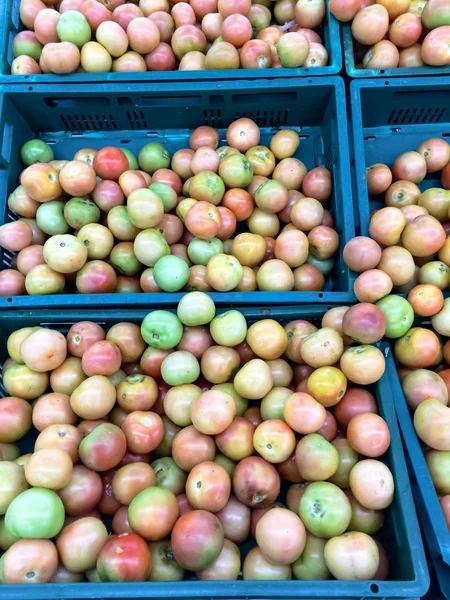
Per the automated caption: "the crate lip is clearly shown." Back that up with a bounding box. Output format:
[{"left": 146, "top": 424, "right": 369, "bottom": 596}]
[
  {"left": 0, "top": 5, "right": 342, "bottom": 83},
  {"left": 0, "top": 305, "right": 430, "bottom": 598},
  {"left": 0, "top": 291, "right": 357, "bottom": 309},
  {"left": 0, "top": 76, "right": 356, "bottom": 307},
  {"left": 350, "top": 76, "right": 450, "bottom": 238},
  {"left": 386, "top": 348, "right": 450, "bottom": 567},
  {"left": 343, "top": 25, "right": 450, "bottom": 78}
]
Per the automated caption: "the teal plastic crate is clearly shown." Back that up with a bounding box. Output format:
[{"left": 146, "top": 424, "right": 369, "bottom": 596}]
[
  {"left": 0, "top": 306, "right": 429, "bottom": 598},
  {"left": 0, "top": 78, "right": 355, "bottom": 308},
  {"left": 386, "top": 340, "right": 450, "bottom": 599},
  {"left": 386, "top": 351, "right": 450, "bottom": 567},
  {"left": 350, "top": 77, "right": 450, "bottom": 237},
  {"left": 343, "top": 25, "right": 450, "bottom": 79},
  {"left": 0, "top": 0, "right": 341, "bottom": 82}
]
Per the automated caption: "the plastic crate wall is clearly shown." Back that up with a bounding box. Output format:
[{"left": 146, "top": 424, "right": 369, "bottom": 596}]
[
  {"left": 0, "top": 305, "right": 429, "bottom": 599},
  {"left": 0, "top": 78, "right": 355, "bottom": 308}
]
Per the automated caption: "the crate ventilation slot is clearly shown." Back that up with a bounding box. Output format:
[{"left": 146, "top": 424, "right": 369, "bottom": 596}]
[
  {"left": 387, "top": 106, "right": 447, "bottom": 126},
  {"left": 126, "top": 111, "right": 148, "bottom": 130},
  {"left": 60, "top": 114, "right": 118, "bottom": 131},
  {"left": 234, "top": 110, "right": 288, "bottom": 127},
  {"left": 203, "top": 109, "right": 222, "bottom": 128}
]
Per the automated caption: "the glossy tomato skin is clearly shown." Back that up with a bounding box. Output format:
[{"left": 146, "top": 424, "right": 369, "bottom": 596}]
[
  {"left": 96, "top": 532, "right": 152, "bottom": 582},
  {"left": 93, "top": 147, "right": 129, "bottom": 181}
]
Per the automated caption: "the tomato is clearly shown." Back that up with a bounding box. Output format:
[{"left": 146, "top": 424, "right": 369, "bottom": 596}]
[
  {"left": 97, "top": 533, "right": 152, "bottom": 582},
  {"left": 21, "top": 139, "right": 54, "bottom": 166},
  {"left": 141, "top": 310, "right": 183, "bottom": 349},
  {"left": 25, "top": 448, "right": 73, "bottom": 490},
  {"left": 149, "top": 540, "right": 185, "bottom": 581},
  {"left": 57, "top": 465, "right": 103, "bottom": 516},
  {"left": 57, "top": 517, "right": 109, "bottom": 573},
  {"left": 5, "top": 488, "right": 64, "bottom": 539},
  {"left": 128, "top": 486, "right": 179, "bottom": 541},
  {"left": 232, "top": 456, "right": 280, "bottom": 508},
  {"left": 253, "top": 419, "right": 296, "bottom": 463},
  {"left": 78, "top": 423, "right": 127, "bottom": 471},
  {"left": 299, "top": 482, "right": 352, "bottom": 538},
  {"left": 349, "top": 459, "right": 394, "bottom": 510},
  {"left": 243, "top": 546, "right": 291, "bottom": 580},
  {"left": 2, "top": 539, "right": 58, "bottom": 584},
  {"left": 172, "top": 510, "right": 224, "bottom": 571},
  {"left": 93, "top": 147, "right": 129, "bottom": 181},
  {"left": 325, "top": 532, "right": 379, "bottom": 581},
  {"left": 0, "top": 397, "right": 32, "bottom": 443},
  {"left": 121, "top": 411, "right": 164, "bottom": 454},
  {"left": 295, "top": 433, "right": 339, "bottom": 481},
  {"left": 394, "top": 327, "right": 441, "bottom": 368}
]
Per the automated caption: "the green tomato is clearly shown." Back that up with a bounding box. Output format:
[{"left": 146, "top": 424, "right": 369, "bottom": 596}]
[
  {"left": 214, "top": 453, "right": 236, "bottom": 476},
  {"left": 0, "top": 515, "right": 20, "bottom": 551},
  {"left": 151, "top": 457, "right": 187, "bottom": 495},
  {"left": 0, "top": 554, "right": 4, "bottom": 584},
  {"left": 64, "top": 197, "right": 100, "bottom": 229},
  {"left": 36, "top": 200, "right": 70, "bottom": 235},
  {"left": 56, "top": 10, "right": 91, "bottom": 48},
  {"left": 306, "top": 254, "right": 335, "bottom": 276},
  {"left": 210, "top": 310, "right": 247, "bottom": 346},
  {"left": 138, "top": 143, "right": 170, "bottom": 175},
  {"left": 260, "top": 387, "right": 291, "bottom": 421},
  {"left": 141, "top": 310, "right": 183, "bottom": 349},
  {"left": 177, "top": 291, "right": 216, "bottom": 325},
  {"left": 212, "top": 383, "right": 248, "bottom": 416},
  {"left": 161, "top": 351, "right": 200, "bottom": 385},
  {"left": 5, "top": 488, "right": 64, "bottom": 539},
  {"left": 153, "top": 255, "right": 190, "bottom": 292},
  {"left": 299, "top": 482, "right": 352, "bottom": 538},
  {"left": 292, "top": 533, "right": 330, "bottom": 580},
  {"left": 218, "top": 154, "right": 253, "bottom": 188},
  {"left": 110, "top": 243, "right": 142, "bottom": 276},
  {"left": 20, "top": 140, "right": 54, "bottom": 166},
  {"left": 0, "top": 443, "right": 20, "bottom": 461},
  {"left": 150, "top": 182, "right": 178, "bottom": 212},
  {"left": 134, "top": 229, "right": 170, "bottom": 268},
  {"left": 188, "top": 237, "right": 223, "bottom": 266},
  {"left": 376, "top": 294, "right": 414, "bottom": 338},
  {"left": 120, "top": 148, "right": 139, "bottom": 170},
  {"left": 418, "top": 261, "right": 450, "bottom": 290}
]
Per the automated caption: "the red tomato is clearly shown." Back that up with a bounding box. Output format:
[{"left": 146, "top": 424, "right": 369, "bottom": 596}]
[{"left": 93, "top": 147, "right": 129, "bottom": 181}]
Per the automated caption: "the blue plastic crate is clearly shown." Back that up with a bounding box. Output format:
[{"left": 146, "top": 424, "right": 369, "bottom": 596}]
[
  {"left": 350, "top": 77, "right": 450, "bottom": 238},
  {"left": 0, "top": 77, "right": 355, "bottom": 308},
  {"left": 0, "top": 306, "right": 429, "bottom": 598},
  {"left": 0, "top": 0, "right": 341, "bottom": 83},
  {"left": 386, "top": 351, "right": 450, "bottom": 567},
  {"left": 343, "top": 25, "right": 450, "bottom": 79},
  {"left": 386, "top": 340, "right": 450, "bottom": 599}
]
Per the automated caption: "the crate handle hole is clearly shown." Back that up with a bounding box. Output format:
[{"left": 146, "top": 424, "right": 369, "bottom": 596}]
[
  {"left": 7, "top": 298, "right": 12, "bottom": 303},
  {"left": 318, "top": 293, "right": 324, "bottom": 298},
  {"left": 121, "top": 139, "right": 132, "bottom": 144},
  {"left": 384, "top": 81, "right": 390, "bottom": 86},
  {"left": 370, "top": 584, "right": 379, "bottom": 593}
]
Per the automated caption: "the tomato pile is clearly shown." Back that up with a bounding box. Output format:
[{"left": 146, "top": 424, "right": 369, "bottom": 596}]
[
  {"left": 343, "top": 136, "right": 450, "bottom": 313},
  {"left": 331, "top": 0, "right": 450, "bottom": 69},
  {"left": 0, "top": 120, "right": 338, "bottom": 297},
  {"left": 12, "top": 0, "right": 328, "bottom": 75},
  {"left": 0, "top": 295, "right": 394, "bottom": 583}
]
